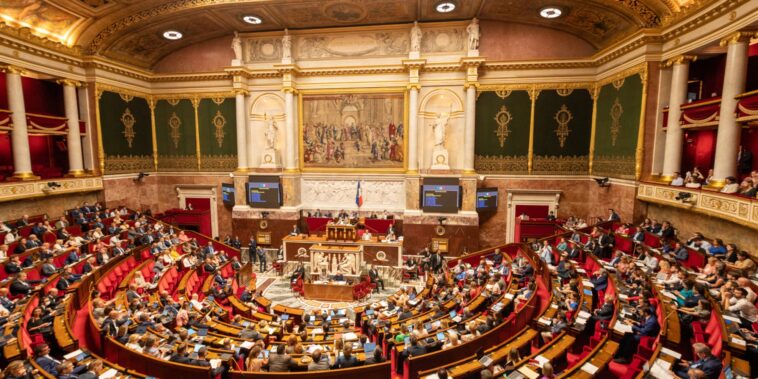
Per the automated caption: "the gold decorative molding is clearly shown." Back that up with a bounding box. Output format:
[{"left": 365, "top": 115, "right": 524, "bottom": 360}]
[
  {"left": 663, "top": 55, "right": 697, "bottom": 67},
  {"left": 610, "top": 98, "right": 624, "bottom": 146},
  {"left": 596, "top": 63, "right": 647, "bottom": 87},
  {"left": 200, "top": 155, "right": 237, "bottom": 171},
  {"left": 527, "top": 86, "right": 538, "bottom": 174},
  {"left": 553, "top": 104, "right": 573, "bottom": 148},
  {"left": 104, "top": 155, "right": 153, "bottom": 174},
  {"left": 55, "top": 79, "right": 83, "bottom": 88},
  {"left": 532, "top": 155, "right": 589, "bottom": 175},
  {"left": 719, "top": 30, "right": 757, "bottom": 46},
  {"left": 635, "top": 65, "right": 649, "bottom": 181},
  {"left": 593, "top": 155, "right": 636, "bottom": 179},
  {"left": 588, "top": 85, "right": 599, "bottom": 175},
  {"left": 493, "top": 105, "right": 513, "bottom": 148},
  {"left": 637, "top": 183, "right": 758, "bottom": 230},
  {"left": 0, "top": 65, "right": 27, "bottom": 75},
  {"left": 0, "top": 176, "right": 103, "bottom": 203},
  {"left": 475, "top": 155, "right": 528, "bottom": 174}
]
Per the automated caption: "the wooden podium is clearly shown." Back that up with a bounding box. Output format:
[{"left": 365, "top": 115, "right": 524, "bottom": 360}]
[{"left": 326, "top": 224, "right": 357, "bottom": 241}]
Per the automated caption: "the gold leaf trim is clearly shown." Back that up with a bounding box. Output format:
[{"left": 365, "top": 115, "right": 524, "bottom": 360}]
[
  {"left": 553, "top": 104, "right": 573, "bottom": 148},
  {"left": 200, "top": 155, "right": 238, "bottom": 171},
  {"left": 475, "top": 155, "right": 528, "bottom": 174},
  {"left": 212, "top": 111, "right": 227, "bottom": 148},
  {"left": 104, "top": 155, "right": 152, "bottom": 174},
  {"left": 157, "top": 155, "right": 197, "bottom": 171},
  {"left": 610, "top": 98, "right": 623, "bottom": 146},
  {"left": 494, "top": 105, "right": 513, "bottom": 148},
  {"left": 120, "top": 108, "right": 136, "bottom": 148},
  {"left": 532, "top": 155, "right": 588, "bottom": 175},
  {"left": 593, "top": 155, "right": 635, "bottom": 179},
  {"left": 168, "top": 112, "right": 182, "bottom": 149},
  {"left": 556, "top": 88, "right": 573, "bottom": 97}
]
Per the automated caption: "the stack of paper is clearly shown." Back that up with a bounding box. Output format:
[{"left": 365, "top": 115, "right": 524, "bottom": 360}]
[{"left": 581, "top": 362, "right": 599, "bottom": 374}]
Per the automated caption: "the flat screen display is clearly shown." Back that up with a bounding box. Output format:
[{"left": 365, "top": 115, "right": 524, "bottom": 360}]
[
  {"left": 476, "top": 188, "right": 498, "bottom": 211},
  {"left": 221, "top": 183, "right": 235, "bottom": 206},
  {"left": 246, "top": 176, "right": 281, "bottom": 209},
  {"left": 421, "top": 177, "right": 460, "bottom": 214}
]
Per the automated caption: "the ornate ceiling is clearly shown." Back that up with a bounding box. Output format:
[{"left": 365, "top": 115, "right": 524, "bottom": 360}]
[{"left": 0, "top": 0, "right": 703, "bottom": 69}]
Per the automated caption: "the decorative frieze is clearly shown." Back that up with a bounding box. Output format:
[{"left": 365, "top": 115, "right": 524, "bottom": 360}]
[
  {"left": 637, "top": 183, "right": 758, "bottom": 230},
  {"left": 0, "top": 177, "right": 103, "bottom": 203}
]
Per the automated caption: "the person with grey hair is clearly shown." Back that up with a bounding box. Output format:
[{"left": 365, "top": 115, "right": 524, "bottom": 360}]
[{"left": 672, "top": 343, "right": 721, "bottom": 379}]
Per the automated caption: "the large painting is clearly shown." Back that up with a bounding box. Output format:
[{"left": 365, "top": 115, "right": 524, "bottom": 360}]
[{"left": 300, "top": 90, "right": 406, "bottom": 171}]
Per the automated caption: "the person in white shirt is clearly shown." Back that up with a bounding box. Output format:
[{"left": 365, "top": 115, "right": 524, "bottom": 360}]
[
  {"left": 736, "top": 278, "right": 757, "bottom": 303},
  {"left": 725, "top": 288, "right": 758, "bottom": 324},
  {"left": 3, "top": 231, "right": 17, "bottom": 245},
  {"left": 0, "top": 222, "right": 10, "bottom": 233},
  {"left": 670, "top": 172, "right": 684, "bottom": 186},
  {"left": 538, "top": 240, "right": 553, "bottom": 266},
  {"left": 0, "top": 244, "right": 7, "bottom": 261},
  {"left": 190, "top": 293, "right": 204, "bottom": 312},
  {"left": 721, "top": 176, "right": 739, "bottom": 194}
]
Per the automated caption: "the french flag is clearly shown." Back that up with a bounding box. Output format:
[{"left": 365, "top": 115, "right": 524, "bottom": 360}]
[{"left": 356, "top": 181, "right": 363, "bottom": 207}]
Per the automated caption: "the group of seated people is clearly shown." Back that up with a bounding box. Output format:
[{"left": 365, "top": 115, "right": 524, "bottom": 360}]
[{"left": 669, "top": 167, "right": 758, "bottom": 198}]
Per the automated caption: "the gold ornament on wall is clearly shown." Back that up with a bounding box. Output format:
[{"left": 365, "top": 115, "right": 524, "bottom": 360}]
[
  {"left": 212, "top": 110, "right": 227, "bottom": 148},
  {"left": 120, "top": 108, "right": 136, "bottom": 148},
  {"left": 612, "top": 78, "right": 625, "bottom": 90},
  {"left": 168, "top": 112, "right": 182, "bottom": 149},
  {"left": 494, "top": 105, "right": 513, "bottom": 148},
  {"left": 119, "top": 93, "right": 134, "bottom": 103},
  {"left": 553, "top": 104, "right": 573, "bottom": 148},
  {"left": 556, "top": 88, "right": 573, "bottom": 97},
  {"left": 211, "top": 97, "right": 225, "bottom": 105},
  {"left": 495, "top": 89, "right": 512, "bottom": 99},
  {"left": 610, "top": 97, "right": 624, "bottom": 146},
  {"left": 167, "top": 98, "right": 180, "bottom": 106}
]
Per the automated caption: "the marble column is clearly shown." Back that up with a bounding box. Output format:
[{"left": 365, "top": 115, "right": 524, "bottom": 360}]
[
  {"left": 4, "top": 67, "right": 35, "bottom": 179},
  {"left": 284, "top": 89, "right": 297, "bottom": 171},
  {"left": 463, "top": 85, "right": 477, "bottom": 173},
  {"left": 711, "top": 32, "right": 752, "bottom": 185},
  {"left": 661, "top": 55, "right": 695, "bottom": 180},
  {"left": 234, "top": 90, "right": 248, "bottom": 171},
  {"left": 59, "top": 80, "right": 85, "bottom": 176},
  {"left": 407, "top": 85, "right": 420, "bottom": 172}
]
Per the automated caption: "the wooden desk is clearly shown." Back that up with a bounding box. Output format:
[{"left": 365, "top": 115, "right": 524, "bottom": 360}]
[
  {"left": 283, "top": 235, "right": 402, "bottom": 267},
  {"left": 304, "top": 282, "right": 355, "bottom": 301}
]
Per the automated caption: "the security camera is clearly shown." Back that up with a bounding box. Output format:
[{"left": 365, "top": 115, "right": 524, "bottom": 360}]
[
  {"left": 594, "top": 177, "right": 610, "bottom": 187},
  {"left": 134, "top": 172, "right": 150, "bottom": 182}
]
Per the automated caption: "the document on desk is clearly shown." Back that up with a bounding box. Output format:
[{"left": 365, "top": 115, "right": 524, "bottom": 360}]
[
  {"left": 99, "top": 368, "right": 118, "bottom": 379},
  {"left": 534, "top": 355, "right": 549, "bottom": 366},
  {"left": 577, "top": 310, "right": 592, "bottom": 319},
  {"left": 582, "top": 280, "right": 594, "bottom": 288},
  {"left": 660, "top": 347, "right": 681, "bottom": 360},
  {"left": 581, "top": 362, "right": 599, "bottom": 375},
  {"left": 649, "top": 359, "right": 671, "bottom": 378},
  {"left": 613, "top": 322, "right": 633, "bottom": 334},
  {"left": 517, "top": 366, "right": 540, "bottom": 379}
]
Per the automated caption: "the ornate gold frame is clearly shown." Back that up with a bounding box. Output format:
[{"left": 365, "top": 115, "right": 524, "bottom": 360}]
[{"left": 297, "top": 87, "right": 409, "bottom": 173}]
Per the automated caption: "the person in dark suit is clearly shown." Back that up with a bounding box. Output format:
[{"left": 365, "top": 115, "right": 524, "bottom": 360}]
[
  {"left": 332, "top": 271, "right": 345, "bottom": 282},
  {"left": 169, "top": 344, "right": 193, "bottom": 364},
  {"left": 34, "top": 344, "right": 62, "bottom": 376},
  {"left": 0, "top": 288, "right": 15, "bottom": 312},
  {"left": 590, "top": 269, "right": 608, "bottom": 292},
  {"left": 5, "top": 256, "right": 22, "bottom": 275},
  {"left": 659, "top": 221, "right": 675, "bottom": 239},
  {"left": 56, "top": 272, "right": 74, "bottom": 291},
  {"left": 368, "top": 265, "right": 385, "bottom": 292},
  {"left": 333, "top": 344, "right": 359, "bottom": 368},
  {"left": 738, "top": 146, "right": 753, "bottom": 175},
  {"left": 247, "top": 236, "right": 257, "bottom": 265},
  {"left": 397, "top": 306, "right": 413, "bottom": 321},
  {"left": 75, "top": 360, "right": 103, "bottom": 379},
  {"left": 203, "top": 241, "right": 215, "bottom": 257},
  {"left": 64, "top": 249, "right": 79, "bottom": 265},
  {"left": 10, "top": 272, "right": 34, "bottom": 296},
  {"left": 31, "top": 223, "right": 46, "bottom": 239},
  {"left": 40, "top": 258, "right": 57, "bottom": 277},
  {"left": 608, "top": 209, "right": 620, "bottom": 222},
  {"left": 403, "top": 336, "right": 427, "bottom": 358},
  {"left": 614, "top": 306, "right": 660, "bottom": 363},
  {"left": 256, "top": 246, "right": 267, "bottom": 272},
  {"left": 673, "top": 342, "right": 722, "bottom": 379},
  {"left": 632, "top": 229, "right": 645, "bottom": 244},
  {"left": 597, "top": 232, "right": 614, "bottom": 259}
]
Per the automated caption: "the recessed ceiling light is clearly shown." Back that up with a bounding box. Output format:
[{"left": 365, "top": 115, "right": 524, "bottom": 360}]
[
  {"left": 436, "top": 1, "right": 456, "bottom": 13},
  {"left": 539, "top": 7, "right": 562, "bottom": 19},
  {"left": 242, "top": 15, "right": 263, "bottom": 25},
  {"left": 162, "top": 30, "right": 183, "bottom": 40}
]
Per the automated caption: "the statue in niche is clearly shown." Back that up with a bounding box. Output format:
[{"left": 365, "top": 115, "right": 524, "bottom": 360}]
[
  {"left": 231, "top": 31, "right": 243, "bottom": 63},
  {"left": 264, "top": 115, "right": 278, "bottom": 150},
  {"left": 432, "top": 111, "right": 450, "bottom": 149},
  {"left": 282, "top": 29, "right": 292, "bottom": 62},
  {"left": 466, "top": 18, "right": 480, "bottom": 53},
  {"left": 410, "top": 21, "right": 421, "bottom": 54}
]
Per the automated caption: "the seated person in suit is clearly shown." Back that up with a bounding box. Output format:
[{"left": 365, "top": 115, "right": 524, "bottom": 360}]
[
  {"left": 613, "top": 306, "right": 660, "bottom": 363},
  {"left": 76, "top": 360, "right": 104, "bottom": 379},
  {"left": 333, "top": 344, "right": 359, "bottom": 368},
  {"left": 332, "top": 270, "right": 346, "bottom": 282},
  {"left": 672, "top": 343, "right": 722, "bottom": 379}
]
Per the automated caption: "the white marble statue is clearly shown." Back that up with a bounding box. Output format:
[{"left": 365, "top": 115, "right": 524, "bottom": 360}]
[
  {"left": 231, "top": 31, "right": 242, "bottom": 63},
  {"left": 410, "top": 21, "right": 421, "bottom": 53},
  {"left": 432, "top": 112, "right": 450, "bottom": 148},
  {"left": 264, "top": 116, "right": 278, "bottom": 150},
  {"left": 466, "top": 18, "right": 480, "bottom": 53},
  {"left": 282, "top": 29, "right": 292, "bottom": 62}
]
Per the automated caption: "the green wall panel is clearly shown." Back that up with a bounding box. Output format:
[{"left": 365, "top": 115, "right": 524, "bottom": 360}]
[
  {"left": 474, "top": 90, "right": 531, "bottom": 174},
  {"left": 98, "top": 91, "right": 153, "bottom": 174},
  {"left": 155, "top": 99, "right": 197, "bottom": 171},
  {"left": 533, "top": 89, "right": 592, "bottom": 175},
  {"left": 594, "top": 73, "right": 643, "bottom": 179},
  {"left": 198, "top": 97, "right": 237, "bottom": 171}
]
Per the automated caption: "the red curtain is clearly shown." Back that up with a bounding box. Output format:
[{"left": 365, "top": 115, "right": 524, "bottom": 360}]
[
  {"left": 185, "top": 198, "right": 212, "bottom": 236},
  {"left": 28, "top": 135, "right": 68, "bottom": 178},
  {"left": 0, "top": 133, "right": 12, "bottom": 179},
  {"left": 682, "top": 129, "right": 716, "bottom": 174},
  {"left": 186, "top": 198, "right": 211, "bottom": 211},
  {"left": 0, "top": 73, "right": 7, "bottom": 110},
  {"left": 21, "top": 76, "right": 64, "bottom": 116},
  {"left": 515, "top": 205, "right": 549, "bottom": 219},
  {"left": 689, "top": 55, "right": 726, "bottom": 99}
]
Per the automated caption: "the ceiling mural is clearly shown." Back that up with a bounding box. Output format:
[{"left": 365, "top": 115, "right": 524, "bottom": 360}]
[{"left": 0, "top": 0, "right": 706, "bottom": 69}]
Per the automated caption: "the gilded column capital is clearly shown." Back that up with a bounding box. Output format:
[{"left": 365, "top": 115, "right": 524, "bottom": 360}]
[
  {"left": 463, "top": 81, "right": 479, "bottom": 90},
  {"left": 1, "top": 65, "right": 27, "bottom": 75},
  {"left": 406, "top": 84, "right": 422, "bottom": 91},
  {"left": 281, "top": 87, "right": 298, "bottom": 94},
  {"left": 232, "top": 89, "right": 249, "bottom": 97},
  {"left": 402, "top": 59, "right": 427, "bottom": 70},
  {"left": 663, "top": 55, "right": 697, "bottom": 67},
  {"left": 56, "top": 79, "right": 83, "bottom": 88},
  {"left": 719, "top": 30, "right": 756, "bottom": 46}
]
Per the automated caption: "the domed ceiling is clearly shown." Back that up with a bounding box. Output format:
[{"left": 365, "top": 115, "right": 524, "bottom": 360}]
[{"left": 0, "top": 0, "right": 703, "bottom": 69}]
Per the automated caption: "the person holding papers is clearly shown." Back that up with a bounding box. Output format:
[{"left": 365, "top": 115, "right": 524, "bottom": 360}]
[
  {"left": 613, "top": 306, "right": 660, "bottom": 363},
  {"left": 671, "top": 343, "right": 722, "bottom": 379}
]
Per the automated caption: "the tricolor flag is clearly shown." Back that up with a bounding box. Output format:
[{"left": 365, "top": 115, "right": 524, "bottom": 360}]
[{"left": 356, "top": 181, "right": 363, "bottom": 207}]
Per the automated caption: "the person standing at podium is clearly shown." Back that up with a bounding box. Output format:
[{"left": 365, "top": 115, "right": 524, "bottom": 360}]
[
  {"left": 248, "top": 236, "right": 257, "bottom": 266},
  {"left": 333, "top": 270, "right": 345, "bottom": 282}
]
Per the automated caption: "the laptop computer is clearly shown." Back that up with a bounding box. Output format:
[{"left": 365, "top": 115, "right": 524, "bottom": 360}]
[
  {"left": 197, "top": 328, "right": 208, "bottom": 337},
  {"left": 436, "top": 332, "right": 446, "bottom": 341}
]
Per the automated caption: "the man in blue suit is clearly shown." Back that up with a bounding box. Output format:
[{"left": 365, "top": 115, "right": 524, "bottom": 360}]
[
  {"left": 614, "top": 306, "right": 660, "bottom": 363},
  {"left": 673, "top": 343, "right": 722, "bottom": 379}
]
